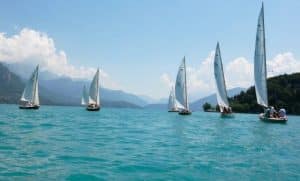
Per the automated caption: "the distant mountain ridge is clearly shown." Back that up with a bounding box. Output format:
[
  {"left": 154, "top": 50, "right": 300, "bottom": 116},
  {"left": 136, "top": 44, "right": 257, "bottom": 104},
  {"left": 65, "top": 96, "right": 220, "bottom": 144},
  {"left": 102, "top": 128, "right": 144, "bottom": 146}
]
[
  {"left": 144, "top": 87, "right": 245, "bottom": 111},
  {"left": 190, "top": 87, "right": 245, "bottom": 111},
  {"left": 40, "top": 78, "right": 148, "bottom": 106},
  {"left": 0, "top": 63, "right": 26, "bottom": 104},
  {"left": 0, "top": 63, "right": 143, "bottom": 108}
]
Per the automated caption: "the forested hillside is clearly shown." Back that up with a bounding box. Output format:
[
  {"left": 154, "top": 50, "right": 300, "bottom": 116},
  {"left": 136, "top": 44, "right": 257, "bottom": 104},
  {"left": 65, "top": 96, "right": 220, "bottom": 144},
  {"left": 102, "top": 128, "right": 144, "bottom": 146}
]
[{"left": 230, "top": 73, "right": 300, "bottom": 114}]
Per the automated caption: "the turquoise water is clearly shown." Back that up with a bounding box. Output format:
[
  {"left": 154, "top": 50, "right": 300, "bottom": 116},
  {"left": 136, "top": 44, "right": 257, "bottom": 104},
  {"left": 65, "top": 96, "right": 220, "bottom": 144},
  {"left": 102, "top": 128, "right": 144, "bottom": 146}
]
[{"left": 0, "top": 104, "right": 299, "bottom": 180}]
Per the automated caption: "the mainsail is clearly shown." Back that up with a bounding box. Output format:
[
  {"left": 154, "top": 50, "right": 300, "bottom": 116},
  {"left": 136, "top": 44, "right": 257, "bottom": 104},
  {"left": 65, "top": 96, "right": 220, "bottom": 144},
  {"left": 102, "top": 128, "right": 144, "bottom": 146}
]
[
  {"left": 88, "top": 69, "right": 100, "bottom": 105},
  {"left": 175, "top": 57, "right": 189, "bottom": 110},
  {"left": 254, "top": 4, "right": 268, "bottom": 107},
  {"left": 81, "top": 85, "right": 89, "bottom": 105},
  {"left": 21, "top": 65, "right": 39, "bottom": 105},
  {"left": 214, "top": 43, "right": 229, "bottom": 112}
]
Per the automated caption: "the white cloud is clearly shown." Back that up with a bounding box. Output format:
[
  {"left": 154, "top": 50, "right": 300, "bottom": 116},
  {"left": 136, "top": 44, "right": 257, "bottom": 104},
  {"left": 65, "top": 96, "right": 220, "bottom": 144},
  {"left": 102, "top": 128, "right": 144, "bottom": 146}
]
[
  {"left": 225, "top": 57, "right": 253, "bottom": 88},
  {"left": 161, "top": 51, "right": 300, "bottom": 99},
  {"left": 0, "top": 28, "right": 120, "bottom": 89},
  {"left": 160, "top": 73, "right": 174, "bottom": 89},
  {"left": 267, "top": 52, "right": 300, "bottom": 77},
  {"left": 186, "top": 51, "right": 215, "bottom": 95}
]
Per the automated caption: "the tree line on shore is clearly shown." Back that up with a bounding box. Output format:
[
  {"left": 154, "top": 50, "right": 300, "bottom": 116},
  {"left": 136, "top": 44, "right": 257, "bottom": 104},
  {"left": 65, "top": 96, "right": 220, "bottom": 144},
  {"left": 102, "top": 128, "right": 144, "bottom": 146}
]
[{"left": 203, "top": 73, "right": 300, "bottom": 115}]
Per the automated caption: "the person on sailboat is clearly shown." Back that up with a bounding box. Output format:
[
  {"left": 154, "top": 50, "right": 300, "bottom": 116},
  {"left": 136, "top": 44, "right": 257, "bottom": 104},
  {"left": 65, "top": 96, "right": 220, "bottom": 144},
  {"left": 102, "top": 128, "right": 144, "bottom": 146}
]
[
  {"left": 279, "top": 108, "right": 286, "bottom": 118},
  {"left": 270, "top": 106, "right": 276, "bottom": 118},
  {"left": 264, "top": 107, "right": 270, "bottom": 118},
  {"left": 222, "top": 106, "right": 232, "bottom": 114}
]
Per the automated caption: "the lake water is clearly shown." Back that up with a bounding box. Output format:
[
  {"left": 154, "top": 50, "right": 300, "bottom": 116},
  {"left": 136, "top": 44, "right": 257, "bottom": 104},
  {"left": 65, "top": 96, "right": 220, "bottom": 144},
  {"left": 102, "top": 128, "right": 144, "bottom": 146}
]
[{"left": 0, "top": 104, "right": 299, "bottom": 180}]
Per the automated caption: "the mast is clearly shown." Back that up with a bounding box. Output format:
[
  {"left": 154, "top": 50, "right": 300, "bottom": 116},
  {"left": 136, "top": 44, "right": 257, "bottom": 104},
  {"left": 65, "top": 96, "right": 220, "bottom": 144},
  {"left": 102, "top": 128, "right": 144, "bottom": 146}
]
[
  {"left": 97, "top": 68, "right": 99, "bottom": 106},
  {"left": 96, "top": 68, "right": 100, "bottom": 106},
  {"left": 262, "top": 3, "right": 268, "bottom": 104},
  {"left": 183, "top": 57, "right": 188, "bottom": 109}
]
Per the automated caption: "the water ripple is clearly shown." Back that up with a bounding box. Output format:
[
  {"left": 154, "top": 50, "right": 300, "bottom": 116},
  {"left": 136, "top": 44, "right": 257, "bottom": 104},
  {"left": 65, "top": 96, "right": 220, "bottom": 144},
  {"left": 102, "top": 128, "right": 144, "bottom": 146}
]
[{"left": 0, "top": 105, "right": 299, "bottom": 180}]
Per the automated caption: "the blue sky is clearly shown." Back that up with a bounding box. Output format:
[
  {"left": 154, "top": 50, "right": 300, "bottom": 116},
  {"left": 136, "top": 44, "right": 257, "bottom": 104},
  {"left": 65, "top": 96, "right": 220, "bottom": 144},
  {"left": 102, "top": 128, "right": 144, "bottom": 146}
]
[{"left": 0, "top": 0, "right": 299, "bottom": 99}]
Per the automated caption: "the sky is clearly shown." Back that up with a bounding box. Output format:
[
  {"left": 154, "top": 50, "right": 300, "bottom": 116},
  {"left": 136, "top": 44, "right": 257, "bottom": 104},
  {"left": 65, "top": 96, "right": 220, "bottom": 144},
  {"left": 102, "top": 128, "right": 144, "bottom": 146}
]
[{"left": 0, "top": 0, "right": 299, "bottom": 100}]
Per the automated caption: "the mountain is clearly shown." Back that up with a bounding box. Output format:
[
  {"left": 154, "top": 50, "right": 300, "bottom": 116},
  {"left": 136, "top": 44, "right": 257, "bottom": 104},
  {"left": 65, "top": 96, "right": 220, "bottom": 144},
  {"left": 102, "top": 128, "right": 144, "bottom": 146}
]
[
  {"left": 190, "top": 87, "right": 245, "bottom": 111},
  {"left": 0, "top": 63, "right": 143, "bottom": 108},
  {"left": 0, "top": 63, "right": 55, "bottom": 104},
  {"left": 230, "top": 73, "right": 300, "bottom": 114},
  {"left": 40, "top": 78, "right": 148, "bottom": 106},
  {"left": 144, "top": 87, "right": 245, "bottom": 111},
  {"left": 144, "top": 103, "right": 167, "bottom": 110},
  {"left": 0, "top": 63, "right": 26, "bottom": 103}
]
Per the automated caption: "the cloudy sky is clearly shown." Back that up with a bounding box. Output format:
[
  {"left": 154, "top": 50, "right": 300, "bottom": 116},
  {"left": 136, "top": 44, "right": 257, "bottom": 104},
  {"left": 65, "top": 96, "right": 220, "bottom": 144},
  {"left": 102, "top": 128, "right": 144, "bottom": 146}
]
[{"left": 0, "top": 0, "right": 299, "bottom": 99}]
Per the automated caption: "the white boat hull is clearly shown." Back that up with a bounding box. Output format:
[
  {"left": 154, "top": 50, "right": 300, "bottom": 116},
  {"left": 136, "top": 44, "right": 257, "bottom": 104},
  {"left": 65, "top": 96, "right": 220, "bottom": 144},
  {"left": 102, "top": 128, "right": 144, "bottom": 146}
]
[{"left": 259, "top": 113, "right": 287, "bottom": 123}]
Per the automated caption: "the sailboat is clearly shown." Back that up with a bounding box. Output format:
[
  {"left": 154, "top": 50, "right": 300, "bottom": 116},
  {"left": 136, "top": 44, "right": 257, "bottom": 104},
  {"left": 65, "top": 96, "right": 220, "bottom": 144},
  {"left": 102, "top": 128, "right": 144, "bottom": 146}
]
[
  {"left": 175, "top": 57, "right": 191, "bottom": 115},
  {"left": 86, "top": 69, "right": 100, "bottom": 111},
  {"left": 19, "top": 65, "right": 40, "bottom": 109},
  {"left": 254, "top": 4, "right": 287, "bottom": 123},
  {"left": 81, "top": 85, "right": 89, "bottom": 106},
  {"left": 168, "top": 86, "right": 179, "bottom": 112},
  {"left": 213, "top": 42, "right": 233, "bottom": 117}
]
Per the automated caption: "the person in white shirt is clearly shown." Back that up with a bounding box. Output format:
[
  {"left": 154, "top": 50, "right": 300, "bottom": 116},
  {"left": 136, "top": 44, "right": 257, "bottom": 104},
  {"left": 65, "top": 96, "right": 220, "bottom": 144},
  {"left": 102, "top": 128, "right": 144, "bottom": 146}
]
[{"left": 279, "top": 108, "right": 286, "bottom": 118}]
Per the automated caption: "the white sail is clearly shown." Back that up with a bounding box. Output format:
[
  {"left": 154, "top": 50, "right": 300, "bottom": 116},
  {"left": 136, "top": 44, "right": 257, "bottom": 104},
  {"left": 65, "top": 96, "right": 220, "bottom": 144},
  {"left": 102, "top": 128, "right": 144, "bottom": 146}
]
[
  {"left": 175, "top": 99, "right": 185, "bottom": 110},
  {"left": 175, "top": 57, "right": 189, "bottom": 110},
  {"left": 168, "top": 88, "right": 175, "bottom": 110},
  {"left": 21, "top": 65, "right": 39, "bottom": 105},
  {"left": 81, "top": 85, "right": 89, "bottom": 105},
  {"left": 88, "top": 69, "right": 100, "bottom": 105},
  {"left": 168, "top": 87, "right": 178, "bottom": 111},
  {"left": 254, "top": 4, "right": 268, "bottom": 107},
  {"left": 214, "top": 43, "right": 229, "bottom": 112}
]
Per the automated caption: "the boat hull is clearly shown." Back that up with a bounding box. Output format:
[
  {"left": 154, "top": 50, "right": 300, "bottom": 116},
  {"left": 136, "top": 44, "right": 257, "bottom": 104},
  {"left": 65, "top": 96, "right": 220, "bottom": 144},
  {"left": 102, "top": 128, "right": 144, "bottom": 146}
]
[
  {"left": 19, "top": 105, "right": 40, "bottom": 110},
  {"left": 178, "top": 110, "right": 192, "bottom": 115},
  {"left": 86, "top": 106, "right": 100, "bottom": 111},
  {"left": 259, "top": 113, "right": 287, "bottom": 123}
]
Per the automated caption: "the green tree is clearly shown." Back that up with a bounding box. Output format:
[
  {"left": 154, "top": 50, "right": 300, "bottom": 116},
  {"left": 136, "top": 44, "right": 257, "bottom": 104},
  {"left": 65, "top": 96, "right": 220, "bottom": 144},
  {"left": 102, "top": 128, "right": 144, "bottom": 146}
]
[{"left": 203, "top": 102, "right": 212, "bottom": 111}]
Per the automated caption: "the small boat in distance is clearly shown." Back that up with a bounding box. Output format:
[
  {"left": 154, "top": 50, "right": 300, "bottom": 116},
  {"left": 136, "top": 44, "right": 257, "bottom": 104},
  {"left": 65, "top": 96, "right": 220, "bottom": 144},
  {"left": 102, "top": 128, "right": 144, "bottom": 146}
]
[
  {"left": 86, "top": 69, "right": 100, "bottom": 111},
  {"left": 19, "top": 65, "right": 40, "bottom": 109},
  {"left": 168, "top": 86, "right": 179, "bottom": 112},
  {"left": 254, "top": 4, "right": 287, "bottom": 123},
  {"left": 81, "top": 85, "right": 89, "bottom": 106},
  {"left": 213, "top": 42, "right": 233, "bottom": 118},
  {"left": 175, "top": 57, "right": 191, "bottom": 115}
]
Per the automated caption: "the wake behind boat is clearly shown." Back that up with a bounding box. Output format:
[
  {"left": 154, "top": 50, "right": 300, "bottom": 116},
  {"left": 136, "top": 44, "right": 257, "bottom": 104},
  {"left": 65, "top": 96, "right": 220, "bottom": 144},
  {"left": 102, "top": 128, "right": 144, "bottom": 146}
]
[
  {"left": 254, "top": 4, "right": 287, "bottom": 123},
  {"left": 19, "top": 65, "right": 40, "bottom": 109},
  {"left": 213, "top": 42, "right": 233, "bottom": 118},
  {"left": 175, "top": 57, "right": 191, "bottom": 115},
  {"left": 86, "top": 69, "right": 101, "bottom": 111}
]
